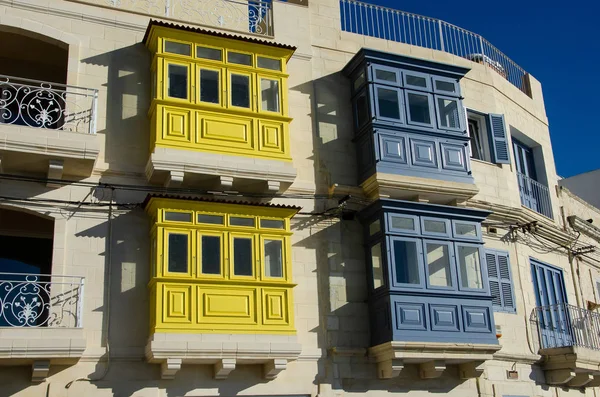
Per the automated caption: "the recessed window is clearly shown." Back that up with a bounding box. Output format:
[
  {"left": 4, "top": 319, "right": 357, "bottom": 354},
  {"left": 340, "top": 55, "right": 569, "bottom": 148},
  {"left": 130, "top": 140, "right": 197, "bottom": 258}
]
[
  {"left": 405, "top": 74, "right": 428, "bottom": 88},
  {"left": 426, "top": 242, "right": 452, "bottom": 287},
  {"left": 264, "top": 239, "right": 283, "bottom": 278},
  {"left": 167, "top": 64, "right": 188, "bottom": 100},
  {"left": 201, "top": 235, "right": 221, "bottom": 275},
  {"left": 260, "top": 219, "right": 284, "bottom": 229},
  {"left": 407, "top": 92, "right": 431, "bottom": 124},
  {"left": 423, "top": 219, "right": 447, "bottom": 235},
  {"left": 230, "top": 216, "right": 255, "bottom": 227},
  {"left": 231, "top": 74, "right": 250, "bottom": 108},
  {"left": 228, "top": 52, "right": 252, "bottom": 66},
  {"left": 375, "top": 69, "right": 397, "bottom": 83},
  {"left": 233, "top": 237, "right": 253, "bottom": 276},
  {"left": 371, "top": 243, "right": 384, "bottom": 289},
  {"left": 435, "top": 80, "right": 456, "bottom": 93},
  {"left": 438, "top": 97, "right": 461, "bottom": 129},
  {"left": 377, "top": 87, "right": 401, "bottom": 120},
  {"left": 164, "top": 211, "right": 192, "bottom": 222},
  {"left": 200, "top": 69, "right": 220, "bottom": 104},
  {"left": 197, "top": 214, "right": 224, "bottom": 225},
  {"left": 457, "top": 245, "right": 483, "bottom": 289},
  {"left": 165, "top": 41, "right": 191, "bottom": 56},
  {"left": 369, "top": 219, "right": 381, "bottom": 236},
  {"left": 455, "top": 223, "right": 478, "bottom": 238},
  {"left": 168, "top": 233, "right": 188, "bottom": 273},
  {"left": 393, "top": 239, "right": 420, "bottom": 285},
  {"left": 257, "top": 56, "right": 281, "bottom": 71},
  {"left": 355, "top": 91, "right": 369, "bottom": 127},
  {"left": 197, "top": 46, "right": 222, "bottom": 61},
  {"left": 261, "top": 78, "right": 280, "bottom": 112}
]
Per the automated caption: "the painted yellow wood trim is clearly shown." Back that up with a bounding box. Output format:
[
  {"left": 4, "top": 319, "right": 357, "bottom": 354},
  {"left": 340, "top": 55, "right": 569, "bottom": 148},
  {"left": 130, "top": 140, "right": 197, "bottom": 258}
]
[{"left": 146, "top": 198, "right": 299, "bottom": 219}]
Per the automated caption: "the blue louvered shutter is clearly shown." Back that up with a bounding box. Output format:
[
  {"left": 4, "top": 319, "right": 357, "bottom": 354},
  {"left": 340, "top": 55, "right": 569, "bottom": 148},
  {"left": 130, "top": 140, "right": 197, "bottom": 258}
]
[
  {"left": 486, "top": 251, "right": 502, "bottom": 307},
  {"left": 486, "top": 250, "right": 515, "bottom": 312},
  {"left": 488, "top": 114, "right": 511, "bottom": 164}
]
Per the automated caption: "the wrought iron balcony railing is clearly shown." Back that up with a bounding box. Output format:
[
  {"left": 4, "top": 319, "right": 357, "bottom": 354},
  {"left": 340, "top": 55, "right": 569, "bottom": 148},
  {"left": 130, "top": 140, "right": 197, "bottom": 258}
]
[
  {"left": 71, "top": 0, "right": 273, "bottom": 36},
  {"left": 531, "top": 303, "right": 600, "bottom": 351},
  {"left": 339, "top": 0, "right": 531, "bottom": 97},
  {"left": 517, "top": 172, "right": 553, "bottom": 219},
  {"left": 0, "top": 273, "right": 85, "bottom": 328},
  {"left": 0, "top": 75, "right": 98, "bottom": 134}
]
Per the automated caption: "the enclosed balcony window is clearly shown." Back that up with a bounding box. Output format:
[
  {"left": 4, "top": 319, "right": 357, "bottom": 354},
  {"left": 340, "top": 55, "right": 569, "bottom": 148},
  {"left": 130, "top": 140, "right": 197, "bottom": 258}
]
[
  {"left": 197, "top": 46, "right": 222, "bottom": 61},
  {"left": 199, "top": 69, "right": 220, "bottom": 104},
  {"left": 228, "top": 51, "right": 252, "bottom": 66},
  {"left": 457, "top": 244, "right": 483, "bottom": 290},
  {"left": 201, "top": 235, "right": 221, "bottom": 275},
  {"left": 165, "top": 40, "right": 191, "bottom": 56},
  {"left": 376, "top": 87, "right": 401, "bottom": 121},
  {"left": 371, "top": 243, "right": 384, "bottom": 289},
  {"left": 406, "top": 91, "right": 432, "bottom": 126},
  {"left": 264, "top": 239, "right": 283, "bottom": 278},
  {"left": 392, "top": 238, "right": 421, "bottom": 285},
  {"left": 261, "top": 78, "right": 280, "bottom": 112},
  {"left": 437, "top": 97, "right": 461, "bottom": 130},
  {"left": 231, "top": 74, "right": 251, "bottom": 108},
  {"left": 355, "top": 90, "right": 370, "bottom": 128},
  {"left": 167, "top": 64, "right": 188, "bottom": 99},
  {"left": 233, "top": 237, "right": 253, "bottom": 276},
  {"left": 257, "top": 56, "right": 281, "bottom": 71},
  {"left": 426, "top": 242, "right": 452, "bottom": 288},
  {"left": 167, "top": 233, "right": 189, "bottom": 273}
]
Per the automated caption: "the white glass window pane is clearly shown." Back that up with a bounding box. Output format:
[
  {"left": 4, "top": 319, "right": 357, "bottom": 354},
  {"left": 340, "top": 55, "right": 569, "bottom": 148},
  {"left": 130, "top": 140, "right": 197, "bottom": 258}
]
[
  {"left": 456, "top": 223, "right": 478, "bottom": 237},
  {"left": 200, "top": 69, "right": 219, "bottom": 104},
  {"left": 168, "top": 64, "right": 188, "bottom": 99},
  {"left": 264, "top": 239, "right": 283, "bottom": 277},
  {"left": 356, "top": 91, "right": 369, "bottom": 127},
  {"left": 197, "top": 214, "right": 224, "bottom": 224},
  {"left": 393, "top": 240, "right": 420, "bottom": 284},
  {"left": 164, "top": 211, "right": 192, "bottom": 222},
  {"left": 435, "top": 80, "right": 456, "bottom": 93},
  {"left": 201, "top": 235, "right": 221, "bottom": 275},
  {"left": 391, "top": 216, "right": 415, "bottom": 231},
  {"left": 261, "top": 78, "right": 280, "bottom": 112},
  {"left": 376, "top": 69, "right": 397, "bottom": 82},
  {"left": 407, "top": 92, "right": 431, "bottom": 124},
  {"left": 168, "top": 233, "right": 188, "bottom": 273},
  {"left": 369, "top": 219, "right": 381, "bottom": 236},
  {"left": 233, "top": 237, "right": 253, "bottom": 276},
  {"left": 377, "top": 87, "right": 400, "bottom": 120},
  {"left": 426, "top": 243, "right": 452, "bottom": 287},
  {"left": 230, "top": 217, "right": 255, "bottom": 227},
  {"left": 371, "top": 243, "right": 384, "bottom": 289},
  {"left": 438, "top": 98, "right": 460, "bottom": 129},
  {"left": 406, "top": 74, "right": 427, "bottom": 88},
  {"left": 257, "top": 56, "right": 281, "bottom": 71},
  {"left": 458, "top": 245, "right": 483, "bottom": 289},
  {"left": 424, "top": 219, "right": 447, "bottom": 234},
  {"left": 231, "top": 74, "right": 250, "bottom": 108},
  {"left": 260, "top": 219, "right": 285, "bottom": 229},
  {"left": 197, "top": 46, "right": 222, "bottom": 61},
  {"left": 165, "top": 41, "right": 190, "bottom": 56},
  {"left": 228, "top": 52, "right": 252, "bottom": 66}
]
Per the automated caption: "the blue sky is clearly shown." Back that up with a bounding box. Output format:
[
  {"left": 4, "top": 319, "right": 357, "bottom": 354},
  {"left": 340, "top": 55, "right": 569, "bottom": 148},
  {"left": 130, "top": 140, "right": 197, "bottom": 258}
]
[{"left": 361, "top": 0, "right": 598, "bottom": 178}]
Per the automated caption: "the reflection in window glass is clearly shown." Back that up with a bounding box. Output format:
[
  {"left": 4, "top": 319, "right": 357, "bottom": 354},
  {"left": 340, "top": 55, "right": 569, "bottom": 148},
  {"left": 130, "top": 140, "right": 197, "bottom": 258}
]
[
  {"left": 197, "top": 46, "right": 222, "bottom": 61},
  {"left": 371, "top": 243, "right": 384, "bottom": 289},
  {"left": 261, "top": 78, "right": 280, "bottom": 112},
  {"left": 201, "top": 236, "right": 221, "bottom": 275},
  {"left": 393, "top": 240, "right": 420, "bottom": 284},
  {"left": 377, "top": 87, "right": 400, "bottom": 120},
  {"left": 424, "top": 219, "right": 447, "bottom": 234},
  {"left": 200, "top": 69, "right": 219, "bottom": 104},
  {"left": 407, "top": 92, "right": 431, "bottom": 124},
  {"left": 260, "top": 219, "right": 284, "bottom": 229},
  {"left": 435, "top": 80, "right": 456, "bottom": 93},
  {"left": 457, "top": 245, "right": 483, "bottom": 289},
  {"left": 456, "top": 223, "right": 478, "bottom": 237},
  {"left": 426, "top": 243, "right": 452, "bottom": 287},
  {"left": 257, "top": 57, "right": 281, "bottom": 71},
  {"left": 168, "top": 64, "right": 188, "bottom": 99},
  {"left": 233, "top": 237, "right": 253, "bottom": 276},
  {"left": 264, "top": 239, "right": 283, "bottom": 277},
  {"left": 406, "top": 74, "right": 427, "bottom": 88},
  {"left": 376, "top": 69, "right": 397, "bottom": 82},
  {"left": 230, "top": 217, "right": 255, "bottom": 227},
  {"left": 165, "top": 212, "right": 192, "bottom": 222},
  {"left": 438, "top": 98, "right": 460, "bottom": 129},
  {"left": 356, "top": 91, "right": 369, "bottom": 127},
  {"left": 168, "top": 233, "right": 188, "bottom": 273},
  {"left": 165, "top": 41, "right": 191, "bottom": 56},
  {"left": 369, "top": 219, "right": 381, "bottom": 236},
  {"left": 354, "top": 71, "right": 365, "bottom": 91},
  {"left": 228, "top": 52, "right": 252, "bottom": 66},
  {"left": 197, "top": 214, "right": 224, "bottom": 225},
  {"left": 231, "top": 74, "right": 250, "bottom": 108},
  {"left": 391, "top": 216, "right": 415, "bottom": 231}
]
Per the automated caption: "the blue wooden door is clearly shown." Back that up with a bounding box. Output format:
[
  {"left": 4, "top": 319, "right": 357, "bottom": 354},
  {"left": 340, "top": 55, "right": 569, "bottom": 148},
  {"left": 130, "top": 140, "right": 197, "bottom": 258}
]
[{"left": 531, "top": 260, "right": 571, "bottom": 348}]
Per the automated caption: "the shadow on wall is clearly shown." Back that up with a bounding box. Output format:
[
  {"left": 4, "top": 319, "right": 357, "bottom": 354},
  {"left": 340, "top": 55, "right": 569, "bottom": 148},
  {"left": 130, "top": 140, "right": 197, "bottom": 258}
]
[{"left": 81, "top": 44, "right": 151, "bottom": 177}]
